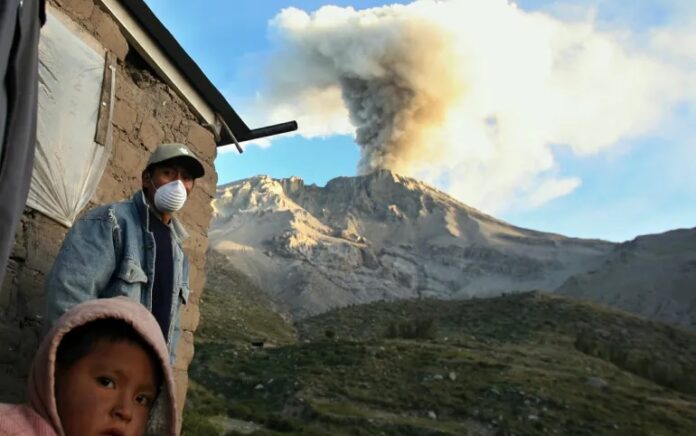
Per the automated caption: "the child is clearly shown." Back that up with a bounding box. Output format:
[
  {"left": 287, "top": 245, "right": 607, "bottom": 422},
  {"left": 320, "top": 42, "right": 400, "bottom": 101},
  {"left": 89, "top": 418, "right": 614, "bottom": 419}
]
[{"left": 0, "top": 297, "right": 178, "bottom": 435}]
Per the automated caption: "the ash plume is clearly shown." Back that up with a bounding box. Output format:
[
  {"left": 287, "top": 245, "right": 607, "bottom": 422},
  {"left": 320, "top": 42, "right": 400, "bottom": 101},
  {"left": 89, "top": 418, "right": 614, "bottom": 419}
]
[{"left": 253, "top": 0, "right": 696, "bottom": 212}]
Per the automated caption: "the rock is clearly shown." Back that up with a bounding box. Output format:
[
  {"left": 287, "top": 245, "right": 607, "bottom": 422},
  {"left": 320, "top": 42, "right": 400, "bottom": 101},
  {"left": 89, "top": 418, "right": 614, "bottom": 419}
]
[
  {"left": 586, "top": 376, "right": 608, "bottom": 389},
  {"left": 211, "top": 172, "right": 615, "bottom": 318}
]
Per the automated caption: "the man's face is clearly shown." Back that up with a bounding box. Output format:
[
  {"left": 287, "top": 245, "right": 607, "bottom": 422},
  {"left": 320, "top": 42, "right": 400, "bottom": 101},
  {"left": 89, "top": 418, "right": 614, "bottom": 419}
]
[
  {"left": 55, "top": 340, "right": 159, "bottom": 436},
  {"left": 142, "top": 159, "right": 195, "bottom": 207}
]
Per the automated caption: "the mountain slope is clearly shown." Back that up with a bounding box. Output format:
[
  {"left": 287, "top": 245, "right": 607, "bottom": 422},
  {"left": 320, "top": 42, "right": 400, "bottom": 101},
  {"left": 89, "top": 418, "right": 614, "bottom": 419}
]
[
  {"left": 558, "top": 228, "right": 696, "bottom": 330},
  {"left": 187, "top": 287, "right": 696, "bottom": 435},
  {"left": 197, "top": 249, "right": 296, "bottom": 345},
  {"left": 183, "top": 251, "right": 297, "bottom": 436},
  {"left": 210, "top": 170, "right": 613, "bottom": 317}
]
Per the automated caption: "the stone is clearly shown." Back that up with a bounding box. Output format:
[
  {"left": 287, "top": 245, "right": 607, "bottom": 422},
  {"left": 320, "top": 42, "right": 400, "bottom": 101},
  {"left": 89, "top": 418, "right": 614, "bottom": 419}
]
[
  {"left": 586, "top": 376, "right": 608, "bottom": 389},
  {"left": 93, "top": 170, "right": 130, "bottom": 205},
  {"left": 56, "top": 0, "right": 94, "bottom": 20},
  {"left": 9, "top": 217, "right": 26, "bottom": 262},
  {"left": 0, "top": 261, "right": 19, "bottom": 312},
  {"left": 187, "top": 267, "right": 206, "bottom": 306},
  {"left": 112, "top": 98, "right": 138, "bottom": 133},
  {"left": 112, "top": 136, "right": 150, "bottom": 174},
  {"left": 91, "top": 7, "right": 129, "bottom": 60},
  {"left": 180, "top": 302, "right": 200, "bottom": 332},
  {"left": 115, "top": 72, "right": 144, "bottom": 107},
  {"left": 174, "top": 330, "right": 195, "bottom": 370},
  {"left": 186, "top": 122, "right": 216, "bottom": 160},
  {"left": 139, "top": 117, "right": 165, "bottom": 152},
  {"left": 0, "top": 370, "right": 25, "bottom": 403},
  {"left": 0, "top": 324, "right": 20, "bottom": 364},
  {"left": 16, "top": 267, "right": 46, "bottom": 317},
  {"left": 25, "top": 216, "right": 67, "bottom": 274},
  {"left": 193, "top": 163, "right": 218, "bottom": 196}
]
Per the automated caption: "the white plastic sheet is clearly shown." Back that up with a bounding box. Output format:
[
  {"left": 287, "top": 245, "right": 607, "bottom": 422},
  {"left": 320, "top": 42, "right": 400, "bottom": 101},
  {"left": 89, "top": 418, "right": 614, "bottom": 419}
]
[{"left": 26, "top": 14, "right": 114, "bottom": 227}]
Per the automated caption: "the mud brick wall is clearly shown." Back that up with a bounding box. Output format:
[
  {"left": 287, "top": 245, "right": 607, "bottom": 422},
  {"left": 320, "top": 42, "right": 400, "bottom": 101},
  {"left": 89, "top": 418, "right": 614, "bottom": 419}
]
[{"left": 0, "top": 0, "right": 218, "bottom": 421}]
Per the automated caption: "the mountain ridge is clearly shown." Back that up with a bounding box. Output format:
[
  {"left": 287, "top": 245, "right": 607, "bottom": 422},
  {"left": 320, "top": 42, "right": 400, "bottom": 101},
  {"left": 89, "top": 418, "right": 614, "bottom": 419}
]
[
  {"left": 210, "top": 170, "right": 614, "bottom": 318},
  {"left": 218, "top": 170, "right": 611, "bottom": 244},
  {"left": 558, "top": 226, "right": 696, "bottom": 330}
]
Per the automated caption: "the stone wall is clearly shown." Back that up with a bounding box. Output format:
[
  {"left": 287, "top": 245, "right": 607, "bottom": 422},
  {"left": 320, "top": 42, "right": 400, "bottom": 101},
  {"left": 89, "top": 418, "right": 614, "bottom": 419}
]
[{"left": 0, "top": 0, "right": 218, "bottom": 422}]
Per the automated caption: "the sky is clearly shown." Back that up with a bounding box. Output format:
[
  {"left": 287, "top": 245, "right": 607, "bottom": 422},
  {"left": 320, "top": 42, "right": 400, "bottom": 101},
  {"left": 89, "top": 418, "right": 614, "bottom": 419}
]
[{"left": 144, "top": 0, "right": 695, "bottom": 242}]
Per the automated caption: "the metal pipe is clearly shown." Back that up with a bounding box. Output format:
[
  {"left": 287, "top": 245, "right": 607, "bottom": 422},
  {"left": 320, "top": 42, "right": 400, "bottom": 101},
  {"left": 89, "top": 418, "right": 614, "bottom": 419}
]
[{"left": 242, "top": 121, "right": 298, "bottom": 141}]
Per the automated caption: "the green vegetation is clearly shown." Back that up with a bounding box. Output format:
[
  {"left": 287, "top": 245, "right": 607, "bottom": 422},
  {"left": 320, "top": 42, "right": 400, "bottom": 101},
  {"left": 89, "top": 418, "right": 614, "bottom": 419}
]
[
  {"left": 194, "top": 250, "right": 296, "bottom": 346},
  {"left": 184, "top": 258, "right": 696, "bottom": 435}
]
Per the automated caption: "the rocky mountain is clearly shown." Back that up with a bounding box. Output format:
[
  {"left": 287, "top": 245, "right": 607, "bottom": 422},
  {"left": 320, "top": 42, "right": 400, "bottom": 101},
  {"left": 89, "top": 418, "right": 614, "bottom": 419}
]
[
  {"left": 210, "top": 170, "right": 614, "bottom": 318},
  {"left": 558, "top": 228, "right": 696, "bottom": 330}
]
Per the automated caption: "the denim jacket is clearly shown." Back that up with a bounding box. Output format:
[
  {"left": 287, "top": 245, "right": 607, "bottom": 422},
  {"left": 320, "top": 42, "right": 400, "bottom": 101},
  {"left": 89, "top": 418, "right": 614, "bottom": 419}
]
[{"left": 45, "top": 191, "right": 190, "bottom": 363}]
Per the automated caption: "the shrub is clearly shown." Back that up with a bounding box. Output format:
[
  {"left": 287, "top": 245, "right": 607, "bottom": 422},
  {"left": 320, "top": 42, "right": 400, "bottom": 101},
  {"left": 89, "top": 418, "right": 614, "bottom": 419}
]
[
  {"left": 265, "top": 414, "right": 297, "bottom": 432},
  {"left": 385, "top": 317, "right": 437, "bottom": 340},
  {"left": 574, "top": 330, "right": 696, "bottom": 394},
  {"left": 181, "top": 409, "right": 222, "bottom": 436}
]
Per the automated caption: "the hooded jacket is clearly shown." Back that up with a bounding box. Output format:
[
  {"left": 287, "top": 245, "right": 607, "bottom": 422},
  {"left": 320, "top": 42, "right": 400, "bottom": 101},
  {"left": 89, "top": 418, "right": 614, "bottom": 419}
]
[{"left": 0, "top": 297, "right": 179, "bottom": 435}]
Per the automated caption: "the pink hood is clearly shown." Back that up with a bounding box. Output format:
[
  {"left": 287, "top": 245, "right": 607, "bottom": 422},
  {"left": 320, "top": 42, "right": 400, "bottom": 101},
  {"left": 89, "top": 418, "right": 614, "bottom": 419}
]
[{"left": 1, "top": 297, "right": 179, "bottom": 435}]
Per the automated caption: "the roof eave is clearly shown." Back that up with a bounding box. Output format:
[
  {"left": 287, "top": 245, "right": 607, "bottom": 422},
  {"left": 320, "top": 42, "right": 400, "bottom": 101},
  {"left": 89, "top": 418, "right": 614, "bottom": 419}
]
[{"left": 102, "top": 0, "right": 297, "bottom": 148}]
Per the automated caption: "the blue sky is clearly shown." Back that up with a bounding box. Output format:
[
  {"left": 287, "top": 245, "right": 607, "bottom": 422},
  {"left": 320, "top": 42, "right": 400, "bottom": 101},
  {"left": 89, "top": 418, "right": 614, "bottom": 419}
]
[{"left": 144, "top": 0, "right": 695, "bottom": 242}]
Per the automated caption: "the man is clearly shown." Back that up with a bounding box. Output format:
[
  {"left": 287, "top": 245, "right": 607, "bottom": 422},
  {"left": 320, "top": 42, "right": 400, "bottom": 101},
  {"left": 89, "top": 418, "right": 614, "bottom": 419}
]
[
  {"left": 45, "top": 143, "right": 205, "bottom": 363},
  {"left": 0, "top": 0, "right": 46, "bottom": 286}
]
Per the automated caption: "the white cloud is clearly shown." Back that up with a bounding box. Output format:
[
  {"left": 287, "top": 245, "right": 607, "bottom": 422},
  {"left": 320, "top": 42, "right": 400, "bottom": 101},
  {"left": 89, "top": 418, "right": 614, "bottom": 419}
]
[{"left": 527, "top": 177, "right": 582, "bottom": 209}]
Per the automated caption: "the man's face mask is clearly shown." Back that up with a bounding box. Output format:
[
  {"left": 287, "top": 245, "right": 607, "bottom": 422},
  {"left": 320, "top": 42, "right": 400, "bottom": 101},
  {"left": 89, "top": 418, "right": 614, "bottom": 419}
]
[{"left": 152, "top": 179, "right": 187, "bottom": 213}]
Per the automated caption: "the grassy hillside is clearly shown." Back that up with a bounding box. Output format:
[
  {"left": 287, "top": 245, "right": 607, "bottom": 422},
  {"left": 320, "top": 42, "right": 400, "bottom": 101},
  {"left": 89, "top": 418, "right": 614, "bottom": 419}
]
[
  {"left": 185, "top": 258, "right": 696, "bottom": 435},
  {"left": 195, "top": 250, "right": 296, "bottom": 346},
  {"left": 183, "top": 251, "right": 296, "bottom": 435}
]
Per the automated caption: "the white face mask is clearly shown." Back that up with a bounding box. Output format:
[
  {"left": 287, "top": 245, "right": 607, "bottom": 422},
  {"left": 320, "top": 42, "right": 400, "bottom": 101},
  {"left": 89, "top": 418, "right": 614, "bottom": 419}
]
[{"left": 153, "top": 180, "right": 187, "bottom": 213}]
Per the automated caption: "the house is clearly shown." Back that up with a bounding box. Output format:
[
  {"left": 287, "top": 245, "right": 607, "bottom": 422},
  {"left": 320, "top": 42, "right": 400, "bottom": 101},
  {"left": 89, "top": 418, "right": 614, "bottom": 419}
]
[{"left": 0, "top": 0, "right": 296, "bottom": 421}]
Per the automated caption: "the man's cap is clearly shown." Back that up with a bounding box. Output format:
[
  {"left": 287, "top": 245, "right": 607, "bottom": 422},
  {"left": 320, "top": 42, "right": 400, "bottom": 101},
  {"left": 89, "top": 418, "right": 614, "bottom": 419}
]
[{"left": 147, "top": 143, "right": 205, "bottom": 178}]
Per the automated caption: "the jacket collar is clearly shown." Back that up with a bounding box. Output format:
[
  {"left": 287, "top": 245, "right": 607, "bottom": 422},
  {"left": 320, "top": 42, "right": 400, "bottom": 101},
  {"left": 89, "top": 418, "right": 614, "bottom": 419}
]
[{"left": 132, "top": 190, "right": 189, "bottom": 242}]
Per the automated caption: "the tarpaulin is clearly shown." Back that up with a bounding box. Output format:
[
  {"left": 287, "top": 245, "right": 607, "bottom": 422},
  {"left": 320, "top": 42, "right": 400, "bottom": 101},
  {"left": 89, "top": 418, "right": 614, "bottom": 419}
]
[{"left": 26, "top": 14, "right": 114, "bottom": 227}]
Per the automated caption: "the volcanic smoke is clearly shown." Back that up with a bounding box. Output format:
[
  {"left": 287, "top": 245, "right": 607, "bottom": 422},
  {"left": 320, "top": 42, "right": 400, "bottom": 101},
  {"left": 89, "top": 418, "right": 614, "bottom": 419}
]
[{"left": 256, "top": 0, "right": 694, "bottom": 212}]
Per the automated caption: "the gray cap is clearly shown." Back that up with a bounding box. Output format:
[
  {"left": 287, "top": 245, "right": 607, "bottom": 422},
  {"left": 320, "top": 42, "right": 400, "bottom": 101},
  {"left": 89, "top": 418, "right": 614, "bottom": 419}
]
[{"left": 146, "top": 143, "right": 205, "bottom": 178}]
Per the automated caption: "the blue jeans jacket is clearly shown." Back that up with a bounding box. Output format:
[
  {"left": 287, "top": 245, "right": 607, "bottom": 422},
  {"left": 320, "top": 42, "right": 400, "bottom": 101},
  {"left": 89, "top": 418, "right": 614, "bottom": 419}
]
[{"left": 45, "top": 190, "right": 190, "bottom": 363}]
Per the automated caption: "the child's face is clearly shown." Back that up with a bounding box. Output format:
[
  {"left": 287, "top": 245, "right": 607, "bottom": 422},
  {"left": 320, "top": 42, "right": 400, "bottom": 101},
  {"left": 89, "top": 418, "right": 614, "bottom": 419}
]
[{"left": 55, "top": 340, "right": 159, "bottom": 436}]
